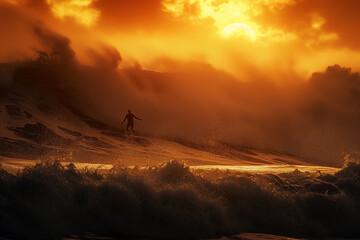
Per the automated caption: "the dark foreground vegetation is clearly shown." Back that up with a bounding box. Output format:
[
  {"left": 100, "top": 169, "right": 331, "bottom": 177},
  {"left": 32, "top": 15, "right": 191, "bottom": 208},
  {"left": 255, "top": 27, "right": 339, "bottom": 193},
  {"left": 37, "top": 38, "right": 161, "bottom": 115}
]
[{"left": 1, "top": 160, "right": 360, "bottom": 239}]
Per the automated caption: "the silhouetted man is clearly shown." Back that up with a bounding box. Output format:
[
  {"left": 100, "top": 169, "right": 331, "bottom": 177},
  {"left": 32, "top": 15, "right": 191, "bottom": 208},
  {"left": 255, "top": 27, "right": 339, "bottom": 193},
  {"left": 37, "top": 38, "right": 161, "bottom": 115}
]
[{"left": 121, "top": 109, "right": 142, "bottom": 134}]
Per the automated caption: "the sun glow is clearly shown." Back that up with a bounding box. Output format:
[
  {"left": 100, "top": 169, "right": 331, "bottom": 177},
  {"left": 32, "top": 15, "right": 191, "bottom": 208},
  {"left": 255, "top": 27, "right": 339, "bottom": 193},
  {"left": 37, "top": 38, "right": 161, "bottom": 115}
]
[
  {"left": 162, "top": 0, "right": 295, "bottom": 42},
  {"left": 222, "top": 23, "right": 257, "bottom": 41}
]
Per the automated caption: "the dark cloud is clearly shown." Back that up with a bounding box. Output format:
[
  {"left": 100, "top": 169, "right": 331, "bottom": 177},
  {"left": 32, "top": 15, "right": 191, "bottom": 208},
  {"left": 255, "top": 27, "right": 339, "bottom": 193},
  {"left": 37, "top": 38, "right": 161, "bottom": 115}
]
[
  {"left": 93, "top": 0, "right": 172, "bottom": 31},
  {"left": 258, "top": 0, "right": 360, "bottom": 49},
  {"left": 0, "top": 0, "right": 65, "bottom": 62},
  {"left": 33, "top": 25, "right": 76, "bottom": 64},
  {"left": 87, "top": 45, "right": 122, "bottom": 70},
  {"left": 295, "top": 65, "right": 360, "bottom": 162}
]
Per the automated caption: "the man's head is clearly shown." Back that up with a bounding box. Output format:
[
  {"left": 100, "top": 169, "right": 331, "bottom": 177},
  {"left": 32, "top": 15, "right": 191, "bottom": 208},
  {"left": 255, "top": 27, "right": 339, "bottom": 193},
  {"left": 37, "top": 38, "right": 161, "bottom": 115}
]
[{"left": 128, "top": 109, "right": 131, "bottom": 113}]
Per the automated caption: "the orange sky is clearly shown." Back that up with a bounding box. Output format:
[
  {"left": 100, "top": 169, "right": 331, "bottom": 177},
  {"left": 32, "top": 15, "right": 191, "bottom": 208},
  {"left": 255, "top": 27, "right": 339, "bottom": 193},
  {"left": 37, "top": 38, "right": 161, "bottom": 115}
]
[{"left": 2, "top": 0, "right": 360, "bottom": 81}]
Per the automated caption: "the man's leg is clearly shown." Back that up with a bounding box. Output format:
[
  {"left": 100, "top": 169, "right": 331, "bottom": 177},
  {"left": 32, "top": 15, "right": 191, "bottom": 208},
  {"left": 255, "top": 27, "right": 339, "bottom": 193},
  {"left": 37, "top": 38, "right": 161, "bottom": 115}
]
[{"left": 130, "top": 123, "right": 135, "bottom": 135}]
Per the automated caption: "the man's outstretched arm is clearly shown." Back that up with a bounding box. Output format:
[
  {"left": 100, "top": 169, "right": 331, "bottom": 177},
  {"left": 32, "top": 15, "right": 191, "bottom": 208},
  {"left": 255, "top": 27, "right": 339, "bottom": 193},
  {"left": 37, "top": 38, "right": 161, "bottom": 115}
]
[
  {"left": 121, "top": 116, "right": 127, "bottom": 125},
  {"left": 134, "top": 115, "right": 142, "bottom": 120}
]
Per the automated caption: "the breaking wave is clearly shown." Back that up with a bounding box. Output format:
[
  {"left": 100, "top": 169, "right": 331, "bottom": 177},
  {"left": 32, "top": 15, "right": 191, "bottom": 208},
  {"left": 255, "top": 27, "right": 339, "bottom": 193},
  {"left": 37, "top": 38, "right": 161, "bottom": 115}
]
[{"left": 1, "top": 160, "right": 360, "bottom": 239}]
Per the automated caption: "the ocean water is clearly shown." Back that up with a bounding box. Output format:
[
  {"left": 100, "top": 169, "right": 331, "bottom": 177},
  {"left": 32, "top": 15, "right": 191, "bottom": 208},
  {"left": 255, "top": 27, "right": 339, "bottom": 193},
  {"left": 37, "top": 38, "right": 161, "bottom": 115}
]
[{"left": 0, "top": 160, "right": 360, "bottom": 239}]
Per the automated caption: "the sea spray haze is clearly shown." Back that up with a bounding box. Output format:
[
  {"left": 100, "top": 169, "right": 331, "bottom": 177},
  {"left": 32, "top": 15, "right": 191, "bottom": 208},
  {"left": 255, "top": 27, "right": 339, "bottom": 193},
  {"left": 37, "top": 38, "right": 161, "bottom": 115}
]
[
  {"left": 3, "top": 0, "right": 360, "bottom": 166},
  {"left": 1, "top": 160, "right": 360, "bottom": 239},
  {"left": 4, "top": 47, "right": 360, "bottom": 166}
]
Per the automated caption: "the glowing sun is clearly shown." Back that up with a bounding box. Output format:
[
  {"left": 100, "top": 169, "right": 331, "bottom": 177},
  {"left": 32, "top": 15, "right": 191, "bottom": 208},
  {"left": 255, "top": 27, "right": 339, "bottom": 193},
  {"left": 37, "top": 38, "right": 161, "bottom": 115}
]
[{"left": 222, "top": 23, "right": 257, "bottom": 41}]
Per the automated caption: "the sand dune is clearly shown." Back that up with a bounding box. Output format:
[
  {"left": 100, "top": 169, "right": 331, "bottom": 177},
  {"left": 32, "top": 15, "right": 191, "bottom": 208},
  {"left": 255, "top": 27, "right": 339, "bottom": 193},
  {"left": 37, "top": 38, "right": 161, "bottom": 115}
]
[{"left": 0, "top": 89, "right": 335, "bottom": 174}]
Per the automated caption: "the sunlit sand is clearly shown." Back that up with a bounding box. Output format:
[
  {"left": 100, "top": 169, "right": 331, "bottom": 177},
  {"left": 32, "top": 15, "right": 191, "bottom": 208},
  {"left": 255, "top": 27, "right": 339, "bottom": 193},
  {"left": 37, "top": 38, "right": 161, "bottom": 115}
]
[{"left": 0, "top": 157, "right": 340, "bottom": 175}]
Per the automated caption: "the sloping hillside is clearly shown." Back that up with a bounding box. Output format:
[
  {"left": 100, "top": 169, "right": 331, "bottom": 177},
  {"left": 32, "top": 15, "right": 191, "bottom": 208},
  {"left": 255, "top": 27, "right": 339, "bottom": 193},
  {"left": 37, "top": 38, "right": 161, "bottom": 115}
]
[{"left": 0, "top": 62, "right": 337, "bottom": 174}]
